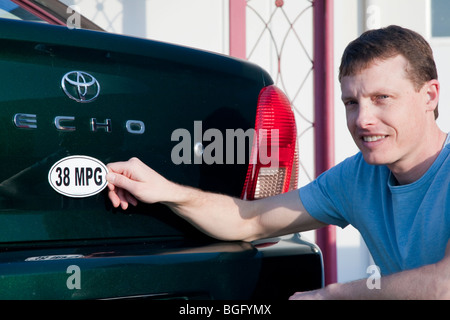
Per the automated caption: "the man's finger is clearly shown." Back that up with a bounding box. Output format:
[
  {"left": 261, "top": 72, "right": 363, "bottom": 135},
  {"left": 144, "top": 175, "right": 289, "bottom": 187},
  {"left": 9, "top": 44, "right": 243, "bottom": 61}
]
[
  {"left": 117, "top": 188, "right": 129, "bottom": 210},
  {"left": 106, "top": 172, "right": 137, "bottom": 194},
  {"left": 108, "top": 189, "right": 121, "bottom": 208}
]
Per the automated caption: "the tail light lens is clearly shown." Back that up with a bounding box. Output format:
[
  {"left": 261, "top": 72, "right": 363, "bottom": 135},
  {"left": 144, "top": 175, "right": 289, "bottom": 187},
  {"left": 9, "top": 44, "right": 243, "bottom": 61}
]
[{"left": 241, "top": 85, "right": 298, "bottom": 200}]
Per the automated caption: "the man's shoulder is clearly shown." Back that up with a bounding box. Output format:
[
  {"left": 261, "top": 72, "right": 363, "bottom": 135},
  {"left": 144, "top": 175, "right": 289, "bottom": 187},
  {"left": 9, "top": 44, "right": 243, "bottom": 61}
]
[{"left": 316, "top": 152, "right": 389, "bottom": 192}]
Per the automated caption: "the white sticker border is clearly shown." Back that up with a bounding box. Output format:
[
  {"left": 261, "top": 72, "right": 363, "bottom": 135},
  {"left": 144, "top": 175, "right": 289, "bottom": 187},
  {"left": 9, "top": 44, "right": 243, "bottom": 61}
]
[{"left": 48, "top": 155, "right": 109, "bottom": 198}]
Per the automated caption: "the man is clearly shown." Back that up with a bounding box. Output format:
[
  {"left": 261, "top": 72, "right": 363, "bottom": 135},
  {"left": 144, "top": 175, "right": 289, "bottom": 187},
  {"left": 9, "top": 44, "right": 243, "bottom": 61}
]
[{"left": 106, "top": 26, "right": 450, "bottom": 299}]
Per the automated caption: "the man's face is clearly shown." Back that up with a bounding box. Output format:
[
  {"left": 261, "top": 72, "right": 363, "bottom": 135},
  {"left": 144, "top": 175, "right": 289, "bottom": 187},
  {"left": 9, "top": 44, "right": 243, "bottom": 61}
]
[{"left": 341, "top": 55, "right": 435, "bottom": 171}]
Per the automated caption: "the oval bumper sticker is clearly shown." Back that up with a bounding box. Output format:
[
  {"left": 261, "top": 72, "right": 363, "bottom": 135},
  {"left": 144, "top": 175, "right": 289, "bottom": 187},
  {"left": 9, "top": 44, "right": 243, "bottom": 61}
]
[{"left": 48, "top": 155, "right": 108, "bottom": 198}]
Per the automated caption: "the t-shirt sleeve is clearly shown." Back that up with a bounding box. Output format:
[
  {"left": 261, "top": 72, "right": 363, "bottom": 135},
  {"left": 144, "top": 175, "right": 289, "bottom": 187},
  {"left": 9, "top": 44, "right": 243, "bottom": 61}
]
[{"left": 299, "top": 155, "right": 361, "bottom": 229}]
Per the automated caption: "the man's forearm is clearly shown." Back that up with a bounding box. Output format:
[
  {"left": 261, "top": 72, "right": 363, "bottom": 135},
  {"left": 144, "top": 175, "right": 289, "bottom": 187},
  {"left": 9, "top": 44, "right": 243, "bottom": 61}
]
[
  {"left": 107, "top": 158, "right": 327, "bottom": 243},
  {"left": 328, "top": 263, "right": 440, "bottom": 299},
  {"left": 292, "top": 260, "right": 450, "bottom": 300},
  {"left": 164, "top": 186, "right": 326, "bottom": 243},
  {"left": 107, "top": 158, "right": 260, "bottom": 242},
  {"left": 164, "top": 184, "right": 258, "bottom": 242}
]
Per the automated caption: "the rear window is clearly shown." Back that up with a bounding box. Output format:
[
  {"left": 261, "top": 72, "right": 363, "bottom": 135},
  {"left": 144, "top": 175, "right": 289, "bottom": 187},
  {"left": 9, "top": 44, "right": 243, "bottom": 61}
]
[
  {"left": 0, "top": 0, "right": 103, "bottom": 31},
  {"left": 0, "top": 0, "right": 45, "bottom": 22}
]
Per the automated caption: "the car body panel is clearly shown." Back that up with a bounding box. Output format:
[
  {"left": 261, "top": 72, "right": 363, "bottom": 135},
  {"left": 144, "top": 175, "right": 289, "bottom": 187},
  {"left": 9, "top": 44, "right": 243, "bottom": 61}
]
[
  {"left": 0, "top": 18, "right": 268, "bottom": 243},
  {"left": 0, "top": 235, "right": 322, "bottom": 300}
]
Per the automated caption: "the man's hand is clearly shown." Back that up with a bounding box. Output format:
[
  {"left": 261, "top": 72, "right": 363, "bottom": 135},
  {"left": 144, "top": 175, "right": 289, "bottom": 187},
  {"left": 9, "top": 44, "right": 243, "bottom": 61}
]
[
  {"left": 106, "top": 157, "right": 175, "bottom": 210},
  {"left": 289, "top": 288, "right": 332, "bottom": 300}
]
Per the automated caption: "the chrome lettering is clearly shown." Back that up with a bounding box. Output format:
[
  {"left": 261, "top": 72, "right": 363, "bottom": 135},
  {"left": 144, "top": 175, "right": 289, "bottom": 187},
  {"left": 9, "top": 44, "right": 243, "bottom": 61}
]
[
  {"left": 90, "top": 118, "right": 112, "bottom": 133},
  {"left": 126, "top": 120, "right": 145, "bottom": 134},
  {"left": 12, "top": 113, "right": 145, "bottom": 134},
  {"left": 13, "top": 113, "right": 37, "bottom": 129},
  {"left": 55, "top": 116, "right": 76, "bottom": 131}
]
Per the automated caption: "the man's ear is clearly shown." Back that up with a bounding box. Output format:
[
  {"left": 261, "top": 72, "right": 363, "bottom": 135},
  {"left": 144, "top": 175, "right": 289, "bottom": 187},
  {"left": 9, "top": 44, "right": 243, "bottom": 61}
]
[{"left": 425, "top": 79, "right": 440, "bottom": 111}]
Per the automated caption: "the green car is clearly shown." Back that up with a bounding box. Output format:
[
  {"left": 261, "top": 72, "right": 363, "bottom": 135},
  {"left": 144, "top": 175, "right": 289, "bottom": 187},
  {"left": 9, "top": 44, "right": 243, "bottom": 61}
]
[{"left": 0, "top": 0, "right": 323, "bottom": 300}]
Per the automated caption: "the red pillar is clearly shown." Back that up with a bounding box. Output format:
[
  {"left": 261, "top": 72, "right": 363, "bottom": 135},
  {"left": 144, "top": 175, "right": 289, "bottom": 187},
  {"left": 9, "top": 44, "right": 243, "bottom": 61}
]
[
  {"left": 229, "top": 0, "right": 246, "bottom": 59},
  {"left": 313, "top": 0, "right": 337, "bottom": 285}
]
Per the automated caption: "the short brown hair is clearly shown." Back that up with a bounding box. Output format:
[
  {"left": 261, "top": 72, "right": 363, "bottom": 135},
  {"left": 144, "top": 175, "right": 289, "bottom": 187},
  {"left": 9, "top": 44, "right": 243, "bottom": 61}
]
[{"left": 339, "top": 25, "right": 439, "bottom": 119}]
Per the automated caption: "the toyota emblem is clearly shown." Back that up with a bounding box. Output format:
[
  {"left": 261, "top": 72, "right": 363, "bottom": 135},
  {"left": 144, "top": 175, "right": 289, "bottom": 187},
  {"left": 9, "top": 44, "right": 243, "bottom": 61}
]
[{"left": 61, "top": 71, "right": 100, "bottom": 103}]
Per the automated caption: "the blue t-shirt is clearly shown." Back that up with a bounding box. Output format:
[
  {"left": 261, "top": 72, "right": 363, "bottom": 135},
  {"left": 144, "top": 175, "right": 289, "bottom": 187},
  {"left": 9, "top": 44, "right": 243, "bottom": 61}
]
[{"left": 300, "top": 134, "right": 450, "bottom": 275}]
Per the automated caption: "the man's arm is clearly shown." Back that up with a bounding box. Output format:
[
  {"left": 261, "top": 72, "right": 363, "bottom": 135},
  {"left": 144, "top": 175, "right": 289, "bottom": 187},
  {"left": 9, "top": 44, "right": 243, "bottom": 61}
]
[
  {"left": 290, "top": 240, "right": 450, "bottom": 300},
  {"left": 106, "top": 157, "right": 326, "bottom": 242}
]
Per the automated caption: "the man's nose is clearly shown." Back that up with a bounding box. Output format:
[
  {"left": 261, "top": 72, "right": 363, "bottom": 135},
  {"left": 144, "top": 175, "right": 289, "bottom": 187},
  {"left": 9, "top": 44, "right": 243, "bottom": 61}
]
[{"left": 356, "top": 103, "right": 377, "bottom": 128}]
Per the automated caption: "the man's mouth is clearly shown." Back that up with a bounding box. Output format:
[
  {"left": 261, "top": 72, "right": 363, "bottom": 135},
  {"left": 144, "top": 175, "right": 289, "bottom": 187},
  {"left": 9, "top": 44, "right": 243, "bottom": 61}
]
[{"left": 363, "top": 135, "right": 386, "bottom": 142}]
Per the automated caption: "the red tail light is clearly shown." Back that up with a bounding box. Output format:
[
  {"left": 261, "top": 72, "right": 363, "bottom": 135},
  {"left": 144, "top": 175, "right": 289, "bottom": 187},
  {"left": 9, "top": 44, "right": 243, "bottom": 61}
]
[{"left": 241, "top": 85, "right": 298, "bottom": 200}]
